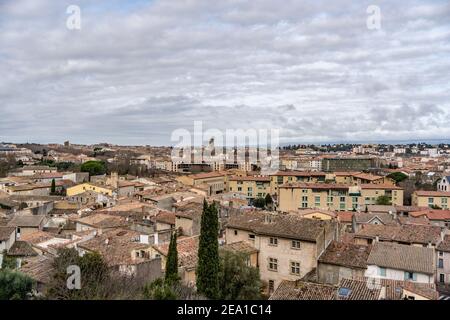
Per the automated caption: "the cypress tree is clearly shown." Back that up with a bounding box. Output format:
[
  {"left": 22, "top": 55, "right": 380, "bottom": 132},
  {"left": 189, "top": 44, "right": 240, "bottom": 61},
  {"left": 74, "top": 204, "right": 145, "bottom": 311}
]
[
  {"left": 51, "top": 178, "right": 56, "bottom": 195},
  {"left": 165, "top": 232, "right": 179, "bottom": 284},
  {"left": 196, "top": 200, "right": 220, "bottom": 299}
]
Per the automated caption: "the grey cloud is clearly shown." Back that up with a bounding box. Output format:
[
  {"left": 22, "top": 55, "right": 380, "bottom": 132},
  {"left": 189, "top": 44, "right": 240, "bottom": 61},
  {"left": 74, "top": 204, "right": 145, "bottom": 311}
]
[{"left": 0, "top": 0, "right": 449, "bottom": 145}]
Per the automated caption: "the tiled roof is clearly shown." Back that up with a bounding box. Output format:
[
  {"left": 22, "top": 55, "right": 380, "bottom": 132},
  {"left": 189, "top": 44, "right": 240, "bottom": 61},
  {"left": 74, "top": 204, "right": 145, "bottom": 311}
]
[
  {"left": 0, "top": 226, "right": 15, "bottom": 241},
  {"left": 397, "top": 216, "right": 431, "bottom": 226},
  {"left": 437, "top": 235, "right": 450, "bottom": 253},
  {"left": 270, "top": 171, "right": 327, "bottom": 177},
  {"left": 270, "top": 277, "right": 438, "bottom": 300},
  {"left": 354, "top": 224, "right": 442, "bottom": 245},
  {"left": 221, "top": 241, "right": 258, "bottom": 255},
  {"left": 318, "top": 241, "right": 370, "bottom": 269},
  {"left": 20, "top": 255, "right": 55, "bottom": 284},
  {"left": 352, "top": 277, "right": 438, "bottom": 300},
  {"left": 279, "top": 183, "right": 351, "bottom": 190},
  {"left": 7, "top": 215, "right": 45, "bottom": 227},
  {"left": 414, "top": 190, "right": 450, "bottom": 197},
  {"left": 354, "top": 213, "right": 397, "bottom": 225},
  {"left": 367, "top": 242, "right": 434, "bottom": 275},
  {"left": 337, "top": 278, "right": 381, "bottom": 300},
  {"left": 229, "top": 176, "right": 270, "bottom": 182},
  {"left": 337, "top": 211, "right": 353, "bottom": 223},
  {"left": 74, "top": 213, "right": 128, "bottom": 229},
  {"left": 20, "top": 231, "right": 55, "bottom": 244},
  {"left": 409, "top": 209, "right": 450, "bottom": 221},
  {"left": 227, "top": 212, "right": 334, "bottom": 242},
  {"left": 154, "top": 236, "right": 199, "bottom": 270},
  {"left": 360, "top": 184, "right": 403, "bottom": 190},
  {"left": 186, "top": 172, "right": 227, "bottom": 179},
  {"left": 7, "top": 241, "right": 38, "bottom": 257},
  {"left": 78, "top": 228, "right": 149, "bottom": 266},
  {"left": 153, "top": 211, "right": 176, "bottom": 225},
  {"left": 351, "top": 173, "right": 384, "bottom": 181},
  {"left": 269, "top": 280, "right": 336, "bottom": 300}
]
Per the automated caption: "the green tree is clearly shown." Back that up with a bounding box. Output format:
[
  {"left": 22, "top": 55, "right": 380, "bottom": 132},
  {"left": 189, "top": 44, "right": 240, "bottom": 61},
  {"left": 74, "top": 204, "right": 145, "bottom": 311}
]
[
  {"left": 50, "top": 178, "right": 56, "bottom": 195},
  {"left": 375, "top": 195, "right": 392, "bottom": 205},
  {"left": 165, "top": 232, "right": 179, "bottom": 285},
  {"left": 387, "top": 172, "right": 408, "bottom": 184},
  {"left": 196, "top": 201, "right": 220, "bottom": 299},
  {"left": 143, "top": 278, "right": 177, "bottom": 300},
  {"left": 1, "top": 250, "right": 17, "bottom": 269},
  {"left": 264, "top": 194, "right": 273, "bottom": 206},
  {"left": 253, "top": 197, "right": 266, "bottom": 208},
  {"left": 218, "top": 251, "right": 261, "bottom": 300},
  {"left": 45, "top": 248, "right": 110, "bottom": 300},
  {"left": 0, "top": 269, "right": 34, "bottom": 300},
  {"left": 80, "top": 161, "right": 107, "bottom": 177}
]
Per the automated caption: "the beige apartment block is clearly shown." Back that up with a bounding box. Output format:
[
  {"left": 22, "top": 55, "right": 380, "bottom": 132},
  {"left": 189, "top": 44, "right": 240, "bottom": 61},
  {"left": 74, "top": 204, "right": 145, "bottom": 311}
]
[
  {"left": 226, "top": 212, "right": 337, "bottom": 293},
  {"left": 278, "top": 183, "right": 403, "bottom": 212},
  {"left": 412, "top": 190, "right": 450, "bottom": 209},
  {"left": 228, "top": 176, "right": 271, "bottom": 199}
]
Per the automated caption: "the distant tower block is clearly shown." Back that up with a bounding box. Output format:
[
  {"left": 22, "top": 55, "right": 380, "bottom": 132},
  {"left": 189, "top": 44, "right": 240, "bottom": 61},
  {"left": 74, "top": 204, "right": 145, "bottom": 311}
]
[{"left": 64, "top": 140, "right": 70, "bottom": 147}]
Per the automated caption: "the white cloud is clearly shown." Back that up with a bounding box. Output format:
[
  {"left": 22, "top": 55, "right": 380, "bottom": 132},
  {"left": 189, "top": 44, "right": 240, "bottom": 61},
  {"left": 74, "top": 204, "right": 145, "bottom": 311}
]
[{"left": 0, "top": 0, "right": 449, "bottom": 145}]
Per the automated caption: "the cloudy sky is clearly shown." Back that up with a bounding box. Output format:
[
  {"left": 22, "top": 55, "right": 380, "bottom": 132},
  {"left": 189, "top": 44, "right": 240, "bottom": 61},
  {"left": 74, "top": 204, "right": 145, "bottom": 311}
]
[{"left": 1, "top": 0, "right": 449, "bottom": 146}]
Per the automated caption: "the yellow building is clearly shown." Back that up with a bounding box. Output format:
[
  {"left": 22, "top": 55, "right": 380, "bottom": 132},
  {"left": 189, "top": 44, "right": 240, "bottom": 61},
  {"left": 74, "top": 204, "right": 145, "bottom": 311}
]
[
  {"left": 269, "top": 171, "right": 394, "bottom": 195},
  {"left": 66, "top": 183, "right": 114, "bottom": 197},
  {"left": 412, "top": 190, "right": 450, "bottom": 209},
  {"left": 176, "top": 171, "right": 228, "bottom": 195},
  {"left": 278, "top": 183, "right": 403, "bottom": 212},
  {"left": 269, "top": 171, "right": 327, "bottom": 194},
  {"left": 228, "top": 176, "right": 271, "bottom": 199}
]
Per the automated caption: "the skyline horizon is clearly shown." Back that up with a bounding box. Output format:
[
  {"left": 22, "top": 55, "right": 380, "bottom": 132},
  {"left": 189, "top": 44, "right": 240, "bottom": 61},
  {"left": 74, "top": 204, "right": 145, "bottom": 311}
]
[{"left": 3, "top": 137, "right": 450, "bottom": 148}]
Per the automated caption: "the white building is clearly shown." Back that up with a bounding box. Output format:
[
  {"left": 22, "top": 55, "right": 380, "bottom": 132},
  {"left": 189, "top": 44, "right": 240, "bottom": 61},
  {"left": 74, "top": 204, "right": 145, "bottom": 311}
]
[
  {"left": 437, "top": 176, "right": 450, "bottom": 192},
  {"left": 365, "top": 242, "right": 435, "bottom": 284}
]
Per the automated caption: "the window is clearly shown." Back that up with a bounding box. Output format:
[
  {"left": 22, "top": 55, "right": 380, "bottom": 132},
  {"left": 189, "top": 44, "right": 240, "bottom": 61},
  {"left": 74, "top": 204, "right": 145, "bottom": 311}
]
[
  {"left": 269, "top": 237, "right": 278, "bottom": 246},
  {"left": 404, "top": 272, "right": 417, "bottom": 281},
  {"left": 327, "top": 196, "right": 333, "bottom": 205},
  {"left": 290, "top": 261, "right": 300, "bottom": 275},
  {"left": 439, "top": 251, "right": 443, "bottom": 257},
  {"left": 248, "top": 234, "right": 255, "bottom": 240},
  {"left": 268, "top": 258, "right": 278, "bottom": 271},
  {"left": 439, "top": 258, "right": 444, "bottom": 269},
  {"left": 268, "top": 280, "right": 275, "bottom": 294},
  {"left": 314, "top": 196, "right": 321, "bottom": 206},
  {"left": 234, "top": 230, "right": 238, "bottom": 236},
  {"left": 440, "top": 274, "right": 445, "bottom": 283},
  {"left": 378, "top": 267, "right": 386, "bottom": 277},
  {"left": 428, "top": 198, "right": 434, "bottom": 205},
  {"left": 237, "top": 187, "right": 242, "bottom": 191},
  {"left": 338, "top": 287, "right": 352, "bottom": 299},
  {"left": 291, "top": 240, "right": 301, "bottom": 249}
]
